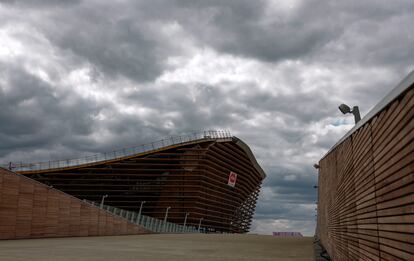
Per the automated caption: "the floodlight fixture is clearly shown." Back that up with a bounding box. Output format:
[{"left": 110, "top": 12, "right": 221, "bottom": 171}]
[
  {"left": 338, "top": 104, "right": 351, "bottom": 114},
  {"left": 313, "top": 164, "right": 320, "bottom": 169},
  {"left": 339, "top": 103, "right": 361, "bottom": 124}
]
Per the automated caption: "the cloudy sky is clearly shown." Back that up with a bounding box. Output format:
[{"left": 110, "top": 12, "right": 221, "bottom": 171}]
[{"left": 0, "top": 0, "right": 413, "bottom": 235}]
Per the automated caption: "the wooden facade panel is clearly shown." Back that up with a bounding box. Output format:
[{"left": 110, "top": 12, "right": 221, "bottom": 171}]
[
  {"left": 378, "top": 230, "right": 414, "bottom": 246},
  {"left": 379, "top": 251, "right": 405, "bottom": 261},
  {"left": 317, "top": 84, "right": 414, "bottom": 260},
  {"left": 16, "top": 191, "right": 33, "bottom": 238},
  {"left": 379, "top": 244, "right": 414, "bottom": 261},
  {"left": 371, "top": 88, "right": 414, "bottom": 147},
  {"left": 0, "top": 168, "right": 150, "bottom": 239},
  {"left": 0, "top": 175, "right": 2, "bottom": 208},
  {"left": 15, "top": 139, "right": 264, "bottom": 234},
  {"left": 377, "top": 193, "right": 414, "bottom": 211},
  {"left": 379, "top": 223, "right": 414, "bottom": 234}
]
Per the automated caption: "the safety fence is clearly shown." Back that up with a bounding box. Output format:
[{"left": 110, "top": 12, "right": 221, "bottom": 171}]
[
  {"left": 87, "top": 200, "right": 200, "bottom": 234},
  {"left": 2, "top": 130, "right": 231, "bottom": 172}
]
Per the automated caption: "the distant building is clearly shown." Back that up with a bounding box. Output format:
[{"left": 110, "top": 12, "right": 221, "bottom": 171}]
[
  {"left": 272, "top": 232, "right": 303, "bottom": 237},
  {"left": 3, "top": 131, "right": 266, "bottom": 234}
]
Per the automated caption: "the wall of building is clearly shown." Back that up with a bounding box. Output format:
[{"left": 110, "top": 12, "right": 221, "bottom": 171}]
[
  {"left": 317, "top": 87, "right": 413, "bottom": 260},
  {"left": 20, "top": 139, "right": 263, "bottom": 234},
  {"left": 0, "top": 168, "right": 150, "bottom": 239}
]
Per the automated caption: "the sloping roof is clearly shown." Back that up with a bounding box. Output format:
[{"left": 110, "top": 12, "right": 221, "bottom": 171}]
[
  {"left": 232, "top": 137, "right": 266, "bottom": 179},
  {"left": 4, "top": 130, "right": 266, "bottom": 179}
]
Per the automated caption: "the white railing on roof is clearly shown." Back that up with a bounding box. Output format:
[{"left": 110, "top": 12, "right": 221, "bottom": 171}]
[
  {"left": 85, "top": 200, "right": 202, "bottom": 234},
  {"left": 2, "top": 130, "right": 231, "bottom": 172}
]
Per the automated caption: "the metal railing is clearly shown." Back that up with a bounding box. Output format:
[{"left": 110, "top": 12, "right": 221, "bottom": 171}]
[
  {"left": 2, "top": 130, "right": 231, "bottom": 172},
  {"left": 86, "top": 200, "right": 200, "bottom": 234}
]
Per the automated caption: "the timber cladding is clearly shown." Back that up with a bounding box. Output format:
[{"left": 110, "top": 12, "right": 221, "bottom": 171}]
[
  {"left": 17, "top": 138, "right": 264, "bottom": 234},
  {"left": 0, "top": 168, "right": 150, "bottom": 239},
  {"left": 317, "top": 86, "right": 414, "bottom": 260}
]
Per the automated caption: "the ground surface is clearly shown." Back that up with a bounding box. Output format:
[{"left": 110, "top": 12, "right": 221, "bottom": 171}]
[{"left": 0, "top": 234, "right": 315, "bottom": 261}]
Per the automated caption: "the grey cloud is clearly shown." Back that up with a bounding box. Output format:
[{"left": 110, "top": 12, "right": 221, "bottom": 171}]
[
  {"left": 263, "top": 166, "right": 317, "bottom": 202},
  {"left": 1, "top": 0, "right": 80, "bottom": 6},
  {"left": 161, "top": 0, "right": 414, "bottom": 69},
  {"left": 121, "top": 83, "right": 249, "bottom": 131},
  {"left": 250, "top": 219, "right": 316, "bottom": 236},
  {"left": 152, "top": 0, "right": 338, "bottom": 62},
  {"left": 3, "top": 1, "right": 186, "bottom": 83},
  {"left": 0, "top": 63, "right": 104, "bottom": 161},
  {"left": 232, "top": 88, "right": 339, "bottom": 124},
  {"left": 254, "top": 202, "right": 316, "bottom": 221}
]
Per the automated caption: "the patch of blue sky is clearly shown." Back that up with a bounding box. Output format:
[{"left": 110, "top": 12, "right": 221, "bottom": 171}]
[{"left": 331, "top": 118, "right": 351, "bottom": 127}]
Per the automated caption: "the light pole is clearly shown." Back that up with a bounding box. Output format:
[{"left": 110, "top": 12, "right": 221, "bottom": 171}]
[
  {"left": 163, "top": 206, "right": 171, "bottom": 231},
  {"left": 100, "top": 194, "right": 108, "bottom": 209},
  {"left": 183, "top": 212, "right": 190, "bottom": 232},
  {"left": 198, "top": 217, "right": 203, "bottom": 232},
  {"left": 183, "top": 212, "right": 190, "bottom": 226},
  {"left": 137, "top": 201, "right": 146, "bottom": 223},
  {"left": 314, "top": 165, "right": 320, "bottom": 223}
]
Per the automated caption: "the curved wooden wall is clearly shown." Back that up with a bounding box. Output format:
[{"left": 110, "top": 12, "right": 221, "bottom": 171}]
[
  {"left": 0, "top": 168, "right": 150, "bottom": 239},
  {"left": 317, "top": 87, "right": 414, "bottom": 260},
  {"left": 19, "top": 139, "right": 264, "bottom": 233}
]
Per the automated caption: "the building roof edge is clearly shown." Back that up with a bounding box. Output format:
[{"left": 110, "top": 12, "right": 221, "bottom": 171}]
[
  {"left": 232, "top": 137, "right": 266, "bottom": 179},
  {"left": 320, "top": 70, "right": 414, "bottom": 161}
]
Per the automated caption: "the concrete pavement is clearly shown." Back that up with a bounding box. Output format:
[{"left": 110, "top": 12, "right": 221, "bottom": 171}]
[{"left": 0, "top": 234, "right": 315, "bottom": 261}]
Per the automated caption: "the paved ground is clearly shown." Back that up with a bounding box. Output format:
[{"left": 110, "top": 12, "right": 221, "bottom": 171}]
[{"left": 0, "top": 234, "right": 315, "bottom": 261}]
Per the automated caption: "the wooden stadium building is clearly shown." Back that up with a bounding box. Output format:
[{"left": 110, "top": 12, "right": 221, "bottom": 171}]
[{"left": 7, "top": 131, "right": 266, "bottom": 234}]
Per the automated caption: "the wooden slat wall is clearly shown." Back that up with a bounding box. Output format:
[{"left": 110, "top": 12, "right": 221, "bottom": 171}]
[
  {"left": 0, "top": 168, "right": 150, "bottom": 239},
  {"left": 317, "top": 87, "right": 414, "bottom": 261},
  {"left": 20, "top": 140, "right": 264, "bottom": 234}
]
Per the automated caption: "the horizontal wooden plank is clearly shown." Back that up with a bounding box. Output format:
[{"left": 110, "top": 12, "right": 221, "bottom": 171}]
[
  {"left": 0, "top": 168, "right": 150, "bottom": 239},
  {"left": 378, "top": 230, "right": 414, "bottom": 244},
  {"left": 379, "top": 243, "right": 414, "bottom": 261}
]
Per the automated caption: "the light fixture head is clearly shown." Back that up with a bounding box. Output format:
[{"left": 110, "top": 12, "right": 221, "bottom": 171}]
[
  {"left": 338, "top": 104, "right": 361, "bottom": 124},
  {"left": 313, "top": 163, "right": 320, "bottom": 169},
  {"left": 339, "top": 103, "right": 351, "bottom": 114}
]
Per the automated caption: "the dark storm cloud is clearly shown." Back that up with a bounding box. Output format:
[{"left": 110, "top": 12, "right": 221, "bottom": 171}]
[
  {"left": 121, "top": 83, "right": 253, "bottom": 132},
  {"left": 309, "top": 1, "right": 414, "bottom": 67},
  {"left": 120, "top": 0, "right": 336, "bottom": 62},
  {"left": 180, "top": 0, "right": 336, "bottom": 62},
  {"left": 232, "top": 88, "right": 338, "bottom": 123},
  {"left": 127, "top": 0, "right": 414, "bottom": 66},
  {"left": 0, "top": 0, "right": 80, "bottom": 7},
  {"left": 266, "top": 172, "right": 317, "bottom": 202},
  {"left": 4, "top": 0, "right": 413, "bottom": 78},
  {"left": 0, "top": 63, "right": 104, "bottom": 161},
  {"left": 1, "top": 1, "right": 185, "bottom": 83},
  {"left": 253, "top": 165, "right": 317, "bottom": 218}
]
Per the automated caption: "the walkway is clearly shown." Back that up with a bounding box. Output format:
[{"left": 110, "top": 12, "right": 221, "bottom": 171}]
[{"left": 0, "top": 234, "right": 314, "bottom": 261}]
